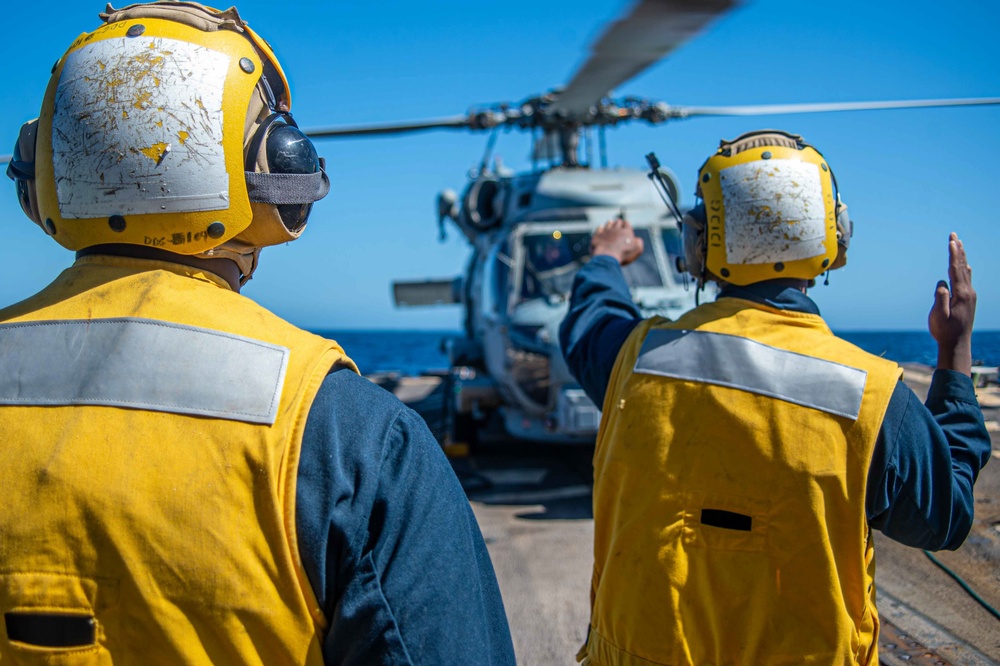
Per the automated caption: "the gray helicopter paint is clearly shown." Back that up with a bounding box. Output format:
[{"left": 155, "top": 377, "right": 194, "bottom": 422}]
[
  {"left": 423, "top": 162, "right": 699, "bottom": 442},
  {"left": 474, "top": 210, "right": 698, "bottom": 435},
  {"left": 512, "top": 168, "right": 672, "bottom": 212},
  {"left": 427, "top": 161, "right": 694, "bottom": 442}
]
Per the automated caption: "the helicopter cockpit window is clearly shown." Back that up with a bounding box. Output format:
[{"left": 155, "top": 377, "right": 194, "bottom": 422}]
[
  {"left": 619, "top": 228, "right": 661, "bottom": 289},
  {"left": 519, "top": 228, "right": 661, "bottom": 302},
  {"left": 520, "top": 231, "right": 590, "bottom": 301},
  {"left": 482, "top": 241, "right": 511, "bottom": 316}
]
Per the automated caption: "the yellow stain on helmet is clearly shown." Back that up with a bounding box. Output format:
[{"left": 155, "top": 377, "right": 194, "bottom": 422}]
[{"left": 139, "top": 142, "right": 170, "bottom": 162}]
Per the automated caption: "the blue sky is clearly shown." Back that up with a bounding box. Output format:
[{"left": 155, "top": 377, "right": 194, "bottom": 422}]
[{"left": 1, "top": 0, "right": 998, "bottom": 331}]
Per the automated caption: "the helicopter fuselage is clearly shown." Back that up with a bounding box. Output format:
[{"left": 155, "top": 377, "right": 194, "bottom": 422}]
[{"left": 414, "top": 164, "right": 700, "bottom": 444}]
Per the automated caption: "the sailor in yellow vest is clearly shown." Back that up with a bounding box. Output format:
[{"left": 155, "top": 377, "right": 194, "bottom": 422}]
[
  {"left": 0, "top": 3, "right": 514, "bottom": 664},
  {"left": 560, "top": 130, "right": 991, "bottom": 665}
]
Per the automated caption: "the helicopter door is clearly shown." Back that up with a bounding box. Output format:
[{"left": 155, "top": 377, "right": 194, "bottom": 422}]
[{"left": 480, "top": 240, "right": 512, "bottom": 321}]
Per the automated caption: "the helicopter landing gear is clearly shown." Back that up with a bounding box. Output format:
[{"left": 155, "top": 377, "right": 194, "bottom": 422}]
[{"left": 441, "top": 365, "right": 502, "bottom": 457}]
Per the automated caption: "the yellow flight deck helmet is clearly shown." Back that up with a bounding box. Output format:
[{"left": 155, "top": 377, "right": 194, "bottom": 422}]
[
  {"left": 681, "top": 130, "right": 852, "bottom": 287},
  {"left": 6, "top": 1, "right": 330, "bottom": 282}
]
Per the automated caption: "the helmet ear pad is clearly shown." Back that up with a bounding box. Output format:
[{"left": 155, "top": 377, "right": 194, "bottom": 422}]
[
  {"left": 7, "top": 119, "right": 41, "bottom": 227},
  {"left": 830, "top": 200, "right": 852, "bottom": 270},
  {"left": 682, "top": 203, "right": 708, "bottom": 284},
  {"left": 262, "top": 122, "right": 321, "bottom": 232},
  {"left": 236, "top": 111, "right": 327, "bottom": 249}
]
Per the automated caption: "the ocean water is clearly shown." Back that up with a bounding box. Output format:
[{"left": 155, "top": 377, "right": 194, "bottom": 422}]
[
  {"left": 312, "top": 330, "right": 453, "bottom": 376},
  {"left": 313, "top": 329, "right": 1000, "bottom": 375},
  {"left": 838, "top": 331, "right": 1000, "bottom": 368}
]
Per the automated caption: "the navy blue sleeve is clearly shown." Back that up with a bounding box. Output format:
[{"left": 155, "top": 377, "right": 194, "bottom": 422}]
[
  {"left": 296, "top": 370, "right": 515, "bottom": 665},
  {"left": 866, "top": 370, "right": 992, "bottom": 551},
  {"left": 558, "top": 255, "right": 643, "bottom": 408}
]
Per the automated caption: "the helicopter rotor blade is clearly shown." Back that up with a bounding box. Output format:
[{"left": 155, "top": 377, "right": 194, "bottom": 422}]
[
  {"left": 662, "top": 97, "right": 1000, "bottom": 119},
  {"left": 551, "top": 0, "right": 740, "bottom": 121},
  {"left": 0, "top": 118, "right": 477, "bottom": 163},
  {"left": 305, "top": 115, "right": 474, "bottom": 138},
  {"left": 7, "top": 99, "right": 996, "bottom": 162}
]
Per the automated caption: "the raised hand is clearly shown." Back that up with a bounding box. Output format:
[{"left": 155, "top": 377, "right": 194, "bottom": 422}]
[
  {"left": 590, "top": 217, "right": 645, "bottom": 267},
  {"left": 928, "top": 232, "right": 976, "bottom": 375}
]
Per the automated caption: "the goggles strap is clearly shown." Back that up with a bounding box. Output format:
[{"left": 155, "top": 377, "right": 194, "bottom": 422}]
[{"left": 244, "top": 170, "right": 330, "bottom": 204}]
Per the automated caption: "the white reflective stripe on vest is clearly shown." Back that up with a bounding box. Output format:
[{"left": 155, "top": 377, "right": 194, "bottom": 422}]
[
  {"left": 634, "top": 328, "right": 868, "bottom": 420},
  {"left": 0, "top": 318, "right": 288, "bottom": 424}
]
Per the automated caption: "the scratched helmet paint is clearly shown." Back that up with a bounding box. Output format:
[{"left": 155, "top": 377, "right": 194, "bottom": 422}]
[
  {"left": 683, "top": 130, "right": 850, "bottom": 286},
  {"left": 8, "top": 2, "right": 329, "bottom": 281}
]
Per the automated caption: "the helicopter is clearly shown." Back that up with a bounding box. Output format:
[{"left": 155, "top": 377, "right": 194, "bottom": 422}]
[
  {"left": 302, "top": 0, "right": 999, "bottom": 446},
  {"left": 0, "top": 2, "right": 996, "bottom": 447}
]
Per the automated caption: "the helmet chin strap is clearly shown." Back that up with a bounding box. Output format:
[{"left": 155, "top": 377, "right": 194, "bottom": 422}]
[{"left": 199, "top": 244, "right": 260, "bottom": 286}]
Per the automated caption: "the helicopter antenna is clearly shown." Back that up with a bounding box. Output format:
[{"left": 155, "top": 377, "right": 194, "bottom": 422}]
[
  {"left": 645, "top": 152, "right": 684, "bottom": 222},
  {"left": 478, "top": 127, "right": 501, "bottom": 176},
  {"left": 646, "top": 151, "right": 693, "bottom": 292}
]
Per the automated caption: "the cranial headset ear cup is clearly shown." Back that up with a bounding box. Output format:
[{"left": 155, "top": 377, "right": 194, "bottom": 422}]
[
  {"left": 243, "top": 112, "right": 323, "bottom": 232},
  {"left": 264, "top": 122, "right": 320, "bottom": 232},
  {"left": 682, "top": 203, "right": 707, "bottom": 283},
  {"left": 8, "top": 119, "right": 41, "bottom": 226},
  {"left": 830, "top": 200, "right": 851, "bottom": 270}
]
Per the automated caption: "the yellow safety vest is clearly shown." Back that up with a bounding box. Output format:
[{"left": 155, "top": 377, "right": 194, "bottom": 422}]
[
  {"left": 0, "top": 255, "right": 357, "bottom": 665},
  {"left": 585, "top": 297, "right": 901, "bottom": 666}
]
